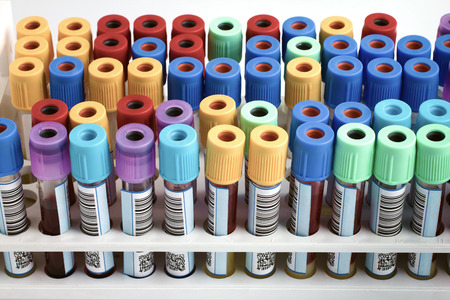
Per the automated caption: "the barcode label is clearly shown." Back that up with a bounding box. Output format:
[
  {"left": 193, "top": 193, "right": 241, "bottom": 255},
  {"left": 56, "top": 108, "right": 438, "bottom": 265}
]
[
  {"left": 330, "top": 180, "right": 357, "bottom": 236},
  {"left": 247, "top": 181, "right": 281, "bottom": 236},
  {"left": 62, "top": 252, "right": 75, "bottom": 275},
  {"left": 207, "top": 182, "right": 229, "bottom": 236},
  {"left": 287, "top": 172, "right": 296, "bottom": 208},
  {"left": 77, "top": 182, "right": 110, "bottom": 236},
  {"left": 206, "top": 251, "right": 228, "bottom": 276},
  {"left": 288, "top": 177, "right": 312, "bottom": 236},
  {"left": 369, "top": 180, "right": 405, "bottom": 237},
  {"left": 245, "top": 251, "right": 275, "bottom": 276},
  {"left": 121, "top": 186, "right": 154, "bottom": 236},
  {"left": 327, "top": 252, "right": 352, "bottom": 275},
  {"left": 286, "top": 252, "right": 308, "bottom": 275},
  {"left": 84, "top": 251, "right": 114, "bottom": 274},
  {"left": 365, "top": 252, "right": 397, "bottom": 277},
  {"left": 411, "top": 182, "right": 442, "bottom": 237},
  {"left": 245, "top": 159, "right": 250, "bottom": 204},
  {"left": 123, "top": 251, "right": 155, "bottom": 278},
  {"left": 0, "top": 176, "right": 28, "bottom": 235},
  {"left": 165, "top": 251, "right": 194, "bottom": 277},
  {"left": 4, "top": 251, "right": 34, "bottom": 276},
  {"left": 407, "top": 252, "right": 434, "bottom": 277},
  {"left": 54, "top": 178, "right": 71, "bottom": 234},
  {"left": 164, "top": 186, "right": 194, "bottom": 236}
]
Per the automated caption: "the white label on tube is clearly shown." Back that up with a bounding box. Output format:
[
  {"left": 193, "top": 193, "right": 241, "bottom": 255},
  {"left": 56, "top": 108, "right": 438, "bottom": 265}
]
[
  {"left": 207, "top": 182, "right": 229, "bottom": 236},
  {"left": 407, "top": 252, "right": 433, "bottom": 277},
  {"left": 206, "top": 252, "right": 228, "bottom": 276},
  {"left": 327, "top": 252, "right": 351, "bottom": 275},
  {"left": 165, "top": 251, "right": 194, "bottom": 277},
  {"left": 123, "top": 251, "right": 155, "bottom": 278},
  {"left": 289, "top": 178, "right": 311, "bottom": 236},
  {"left": 85, "top": 251, "right": 114, "bottom": 274},
  {"left": 164, "top": 186, "right": 194, "bottom": 235},
  {"left": 55, "top": 178, "right": 71, "bottom": 234},
  {"left": 411, "top": 182, "right": 442, "bottom": 237},
  {"left": 286, "top": 252, "right": 308, "bottom": 275},
  {"left": 4, "top": 251, "right": 34, "bottom": 276},
  {"left": 62, "top": 252, "right": 75, "bottom": 275},
  {"left": 330, "top": 180, "right": 357, "bottom": 237},
  {"left": 121, "top": 186, "right": 154, "bottom": 236},
  {"left": 365, "top": 252, "right": 397, "bottom": 277},
  {"left": 77, "top": 182, "right": 110, "bottom": 236},
  {"left": 245, "top": 252, "right": 275, "bottom": 277},
  {"left": 0, "top": 175, "right": 28, "bottom": 235}
]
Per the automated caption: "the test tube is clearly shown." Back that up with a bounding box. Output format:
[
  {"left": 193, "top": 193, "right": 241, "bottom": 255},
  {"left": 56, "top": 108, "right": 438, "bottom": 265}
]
[
  {"left": 15, "top": 36, "right": 51, "bottom": 84},
  {"left": 204, "top": 125, "right": 245, "bottom": 278},
  {"left": 16, "top": 16, "right": 54, "bottom": 62},
  {"left": 245, "top": 125, "right": 288, "bottom": 278},
  {"left": 286, "top": 122, "right": 334, "bottom": 279},
  {"left": 397, "top": 35, "right": 431, "bottom": 67},
  {"left": 159, "top": 124, "right": 199, "bottom": 278},
  {"left": 208, "top": 17, "right": 242, "bottom": 62},
  {"left": 327, "top": 123, "right": 375, "bottom": 279},
  {"left": 372, "top": 99, "right": 412, "bottom": 135},
  {"left": 69, "top": 123, "right": 115, "bottom": 278},
  {"left": 282, "top": 17, "right": 316, "bottom": 62},
  {"left": 57, "top": 17, "right": 92, "bottom": 61},
  {"left": 319, "top": 16, "right": 353, "bottom": 46},
  {"left": 57, "top": 37, "right": 91, "bottom": 86},
  {"left": 285, "top": 36, "right": 321, "bottom": 68},
  {"left": 97, "top": 14, "right": 131, "bottom": 53},
  {"left": 366, "top": 125, "right": 416, "bottom": 279},
  {"left": 29, "top": 122, "right": 75, "bottom": 278},
  {"left": 155, "top": 100, "right": 195, "bottom": 135},
  {"left": 204, "top": 58, "right": 242, "bottom": 107},
  {"left": 131, "top": 37, "right": 167, "bottom": 85},
  {"left": 116, "top": 124, "right": 156, "bottom": 278},
  {"left": 134, "top": 14, "right": 167, "bottom": 44},
  {"left": 0, "top": 118, "right": 35, "bottom": 277},
  {"left": 245, "top": 57, "right": 281, "bottom": 108},
  {"left": 172, "top": 15, "right": 205, "bottom": 44},
  {"left": 407, "top": 124, "right": 450, "bottom": 279},
  {"left": 321, "top": 35, "right": 357, "bottom": 82},
  {"left": 116, "top": 95, "right": 156, "bottom": 134},
  {"left": 169, "top": 34, "right": 205, "bottom": 67},
  {"left": 246, "top": 14, "right": 280, "bottom": 41},
  {"left": 245, "top": 35, "right": 280, "bottom": 65},
  {"left": 361, "top": 13, "right": 397, "bottom": 43}
]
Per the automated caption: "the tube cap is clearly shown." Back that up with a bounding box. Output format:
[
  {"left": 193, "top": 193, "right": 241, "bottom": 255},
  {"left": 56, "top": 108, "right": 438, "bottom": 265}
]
[
  {"left": 415, "top": 124, "right": 450, "bottom": 184},
  {"left": 208, "top": 17, "right": 242, "bottom": 62},
  {"left": 282, "top": 17, "right": 316, "bottom": 62},
  {"left": 133, "top": 15, "right": 167, "bottom": 45},
  {"left": 0, "top": 119, "right": 23, "bottom": 177},
  {"left": 245, "top": 57, "right": 281, "bottom": 107},
  {"left": 285, "top": 36, "right": 321, "bottom": 66},
  {"left": 159, "top": 124, "right": 199, "bottom": 184},
  {"left": 9, "top": 57, "right": 47, "bottom": 111},
  {"left": 205, "top": 58, "right": 241, "bottom": 106},
  {"left": 285, "top": 57, "right": 322, "bottom": 109},
  {"left": 358, "top": 34, "right": 395, "bottom": 71},
  {"left": 364, "top": 58, "right": 402, "bottom": 110},
  {"left": 361, "top": 13, "right": 397, "bottom": 43},
  {"left": 433, "top": 34, "right": 450, "bottom": 86},
  {"left": 116, "top": 123, "right": 156, "bottom": 184},
  {"left": 205, "top": 125, "right": 245, "bottom": 185},
  {"left": 245, "top": 35, "right": 280, "bottom": 65},
  {"left": 373, "top": 99, "right": 411, "bottom": 134},
  {"left": 97, "top": 14, "right": 131, "bottom": 46},
  {"left": 15, "top": 36, "right": 50, "bottom": 83},
  {"left": 240, "top": 101, "right": 278, "bottom": 158},
  {"left": 88, "top": 57, "right": 125, "bottom": 113},
  {"left": 169, "top": 33, "right": 205, "bottom": 66},
  {"left": 16, "top": 16, "right": 54, "bottom": 61},
  {"left": 319, "top": 16, "right": 353, "bottom": 45},
  {"left": 374, "top": 125, "right": 416, "bottom": 185},
  {"left": 397, "top": 35, "right": 431, "bottom": 66},
  {"left": 401, "top": 58, "right": 439, "bottom": 112},
  {"left": 416, "top": 99, "right": 450, "bottom": 131},
  {"left": 94, "top": 33, "right": 129, "bottom": 73},
  {"left": 247, "top": 125, "right": 288, "bottom": 186},
  {"left": 49, "top": 56, "right": 85, "bottom": 110},
  {"left": 58, "top": 17, "right": 92, "bottom": 46},
  {"left": 322, "top": 35, "right": 357, "bottom": 81},
  {"left": 172, "top": 15, "right": 205, "bottom": 43},
  {"left": 56, "top": 37, "right": 91, "bottom": 82},
  {"left": 289, "top": 100, "right": 329, "bottom": 152},
  {"left": 199, "top": 95, "right": 237, "bottom": 148},
  {"left": 324, "top": 55, "right": 363, "bottom": 109},
  {"left": 155, "top": 100, "right": 194, "bottom": 136},
  {"left": 31, "top": 99, "right": 69, "bottom": 129},
  {"left": 333, "top": 123, "right": 375, "bottom": 183},
  {"left": 331, "top": 102, "right": 372, "bottom": 134},
  {"left": 117, "top": 95, "right": 155, "bottom": 130},
  {"left": 69, "top": 123, "right": 111, "bottom": 183},
  {"left": 246, "top": 14, "right": 280, "bottom": 41},
  {"left": 127, "top": 57, "right": 163, "bottom": 108},
  {"left": 29, "top": 122, "right": 71, "bottom": 181},
  {"left": 292, "top": 122, "right": 334, "bottom": 182},
  {"left": 132, "top": 37, "right": 166, "bottom": 84},
  {"left": 444, "top": 63, "right": 450, "bottom": 101},
  {"left": 437, "top": 13, "right": 450, "bottom": 37}
]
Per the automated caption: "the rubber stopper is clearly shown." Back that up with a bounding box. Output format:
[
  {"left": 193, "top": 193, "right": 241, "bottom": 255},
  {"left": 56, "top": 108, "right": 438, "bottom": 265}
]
[
  {"left": 0, "top": 118, "right": 24, "bottom": 177},
  {"left": 133, "top": 14, "right": 167, "bottom": 45},
  {"left": 94, "top": 33, "right": 129, "bottom": 77},
  {"left": 433, "top": 34, "right": 450, "bottom": 86},
  {"left": 155, "top": 100, "right": 194, "bottom": 136},
  {"left": 132, "top": 37, "right": 167, "bottom": 85},
  {"left": 169, "top": 33, "right": 205, "bottom": 67},
  {"left": 245, "top": 57, "right": 281, "bottom": 107},
  {"left": 56, "top": 37, "right": 91, "bottom": 84},
  {"left": 245, "top": 35, "right": 280, "bottom": 65},
  {"left": 397, "top": 35, "right": 431, "bottom": 66},
  {"left": 361, "top": 13, "right": 397, "bottom": 43},
  {"left": 321, "top": 34, "right": 357, "bottom": 82},
  {"left": 15, "top": 36, "right": 51, "bottom": 84},
  {"left": 246, "top": 14, "right": 280, "bottom": 41},
  {"left": 16, "top": 16, "right": 54, "bottom": 62},
  {"left": 208, "top": 16, "right": 242, "bottom": 62},
  {"left": 282, "top": 16, "right": 316, "bottom": 62},
  {"left": 319, "top": 16, "right": 353, "bottom": 45},
  {"left": 127, "top": 57, "right": 163, "bottom": 108},
  {"left": 372, "top": 99, "right": 411, "bottom": 134},
  {"left": 358, "top": 34, "right": 395, "bottom": 81},
  {"left": 204, "top": 57, "right": 241, "bottom": 106},
  {"left": 31, "top": 99, "right": 69, "bottom": 129},
  {"left": 285, "top": 36, "right": 321, "bottom": 67},
  {"left": 415, "top": 99, "right": 450, "bottom": 131},
  {"left": 117, "top": 95, "right": 156, "bottom": 135},
  {"left": 97, "top": 14, "right": 131, "bottom": 52},
  {"left": 437, "top": 13, "right": 450, "bottom": 37},
  {"left": 172, "top": 14, "right": 205, "bottom": 46},
  {"left": 331, "top": 102, "right": 371, "bottom": 134}
]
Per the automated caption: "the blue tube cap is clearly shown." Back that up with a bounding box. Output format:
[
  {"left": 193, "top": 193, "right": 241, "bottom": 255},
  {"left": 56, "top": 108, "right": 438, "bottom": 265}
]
[
  {"left": 288, "top": 100, "right": 329, "bottom": 152},
  {"left": 292, "top": 122, "right": 334, "bottom": 182},
  {"left": 132, "top": 37, "right": 167, "bottom": 84},
  {"left": 358, "top": 34, "right": 394, "bottom": 69},
  {"left": 331, "top": 102, "right": 371, "bottom": 134},
  {"left": 49, "top": 56, "right": 85, "bottom": 110},
  {"left": 415, "top": 99, "right": 450, "bottom": 131},
  {"left": 324, "top": 55, "right": 363, "bottom": 109},
  {"left": 397, "top": 35, "right": 431, "bottom": 66},
  {"left": 0, "top": 118, "right": 23, "bottom": 177},
  {"left": 433, "top": 34, "right": 450, "bottom": 86},
  {"left": 205, "top": 57, "right": 241, "bottom": 106},
  {"left": 69, "top": 123, "right": 111, "bottom": 184},
  {"left": 373, "top": 99, "right": 411, "bottom": 134},
  {"left": 321, "top": 35, "right": 357, "bottom": 82},
  {"left": 245, "top": 57, "right": 281, "bottom": 107},
  {"left": 282, "top": 17, "right": 316, "bottom": 62},
  {"left": 159, "top": 124, "right": 199, "bottom": 184},
  {"left": 245, "top": 35, "right": 280, "bottom": 65}
]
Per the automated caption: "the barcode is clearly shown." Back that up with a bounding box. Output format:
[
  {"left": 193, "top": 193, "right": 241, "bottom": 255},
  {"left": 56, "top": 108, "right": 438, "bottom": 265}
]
[
  {"left": 249, "top": 182, "right": 281, "bottom": 237},
  {"left": 244, "top": 163, "right": 250, "bottom": 204},
  {"left": 207, "top": 186, "right": 215, "bottom": 235},
  {"left": 0, "top": 176, "right": 28, "bottom": 235},
  {"left": 78, "top": 187, "right": 100, "bottom": 236},
  {"left": 411, "top": 184, "right": 426, "bottom": 236},
  {"left": 256, "top": 252, "right": 275, "bottom": 271},
  {"left": 288, "top": 174, "right": 299, "bottom": 235},
  {"left": 287, "top": 172, "right": 296, "bottom": 208},
  {"left": 134, "top": 188, "right": 154, "bottom": 236},
  {"left": 330, "top": 183, "right": 344, "bottom": 235},
  {"left": 373, "top": 183, "right": 405, "bottom": 237},
  {"left": 164, "top": 187, "right": 195, "bottom": 236},
  {"left": 77, "top": 183, "right": 110, "bottom": 236}
]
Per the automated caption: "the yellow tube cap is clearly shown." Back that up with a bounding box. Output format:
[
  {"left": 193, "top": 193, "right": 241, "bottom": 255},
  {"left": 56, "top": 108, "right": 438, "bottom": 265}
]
[
  {"left": 247, "top": 125, "right": 288, "bottom": 186},
  {"left": 16, "top": 16, "right": 54, "bottom": 61},
  {"left": 127, "top": 57, "right": 163, "bottom": 108},
  {"left": 285, "top": 57, "right": 322, "bottom": 109},
  {"left": 58, "top": 17, "right": 92, "bottom": 45},
  {"left": 57, "top": 36, "right": 91, "bottom": 83},
  {"left": 199, "top": 95, "right": 238, "bottom": 148},
  {"left": 9, "top": 57, "right": 48, "bottom": 111},
  {"left": 205, "top": 125, "right": 245, "bottom": 185},
  {"left": 15, "top": 36, "right": 50, "bottom": 84},
  {"left": 88, "top": 57, "right": 125, "bottom": 112},
  {"left": 319, "top": 16, "right": 353, "bottom": 45}
]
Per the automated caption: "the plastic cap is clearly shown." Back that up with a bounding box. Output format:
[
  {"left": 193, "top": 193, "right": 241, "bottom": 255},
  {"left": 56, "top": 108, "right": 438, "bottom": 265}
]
[
  {"left": 134, "top": 15, "right": 167, "bottom": 44},
  {"left": 282, "top": 17, "right": 316, "bottom": 62},
  {"left": 205, "top": 125, "right": 245, "bottom": 185},
  {"left": 246, "top": 14, "right": 280, "bottom": 41},
  {"left": 285, "top": 36, "right": 321, "bottom": 66},
  {"left": 245, "top": 57, "right": 281, "bottom": 107},
  {"left": 208, "top": 16, "right": 242, "bottom": 62},
  {"left": 131, "top": 37, "right": 166, "bottom": 84},
  {"left": 444, "top": 63, "right": 450, "bottom": 101},
  {"left": 159, "top": 124, "right": 199, "bottom": 184},
  {"left": 416, "top": 99, "right": 450, "bottom": 131},
  {"left": 69, "top": 123, "right": 111, "bottom": 183},
  {"left": 364, "top": 58, "right": 402, "bottom": 110},
  {"left": 331, "top": 102, "right": 372, "bottom": 133},
  {"left": 285, "top": 57, "right": 321, "bottom": 109},
  {"left": 415, "top": 124, "right": 450, "bottom": 184},
  {"left": 155, "top": 100, "right": 194, "bottom": 136},
  {"left": 29, "top": 122, "right": 71, "bottom": 181},
  {"left": 373, "top": 99, "right": 411, "bottom": 134},
  {"left": 116, "top": 123, "right": 155, "bottom": 183},
  {"left": 205, "top": 57, "right": 241, "bottom": 106},
  {"left": 94, "top": 33, "right": 129, "bottom": 74},
  {"left": 127, "top": 57, "right": 163, "bottom": 108},
  {"left": 247, "top": 125, "right": 288, "bottom": 186},
  {"left": 58, "top": 17, "right": 92, "bottom": 46},
  {"left": 14, "top": 36, "right": 50, "bottom": 83},
  {"left": 324, "top": 55, "right": 363, "bottom": 109},
  {"left": 0, "top": 119, "right": 23, "bottom": 177},
  {"left": 401, "top": 57, "right": 439, "bottom": 112},
  {"left": 397, "top": 35, "right": 431, "bottom": 66},
  {"left": 56, "top": 37, "right": 90, "bottom": 82},
  {"left": 9, "top": 57, "right": 47, "bottom": 111},
  {"left": 358, "top": 34, "right": 395, "bottom": 71},
  {"left": 31, "top": 99, "right": 69, "bottom": 129},
  {"left": 16, "top": 16, "right": 54, "bottom": 61},
  {"left": 199, "top": 95, "right": 237, "bottom": 148},
  {"left": 319, "top": 16, "right": 353, "bottom": 45},
  {"left": 437, "top": 13, "right": 450, "bottom": 37},
  {"left": 88, "top": 57, "right": 125, "bottom": 113},
  {"left": 97, "top": 14, "right": 131, "bottom": 47},
  {"left": 333, "top": 123, "right": 375, "bottom": 183},
  {"left": 169, "top": 33, "right": 205, "bottom": 66},
  {"left": 289, "top": 100, "right": 329, "bottom": 152},
  {"left": 245, "top": 35, "right": 280, "bottom": 65},
  {"left": 321, "top": 35, "right": 357, "bottom": 81},
  {"left": 172, "top": 14, "right": 205, "bottom": 43},
  {"left": 117, "top": 95, "right": 155, "bottom": 132},
  {"left": 361, "top": 13, "right": 397, "bottom": 43},
  {"left": 433, "top": 34, "right": 450, "bottom": 86}
]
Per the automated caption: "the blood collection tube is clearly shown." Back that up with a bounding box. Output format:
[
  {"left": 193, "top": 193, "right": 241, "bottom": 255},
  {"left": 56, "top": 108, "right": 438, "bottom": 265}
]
[
  {"left": 208, "top": 17, "right": 242, "bottom": 62},
  {"left": 372, "top": 99, "right": 412, "bottom": 134},
  {"left": 155, "top": 100, "right": 195, "bottom": 136},
  {"left": 29, "top": 122, "right": 75, "bottom": 278},
  {"left": 0, "top": 118, "right": 35, "bottom": 278},
  {"left": 134, "top": 14, "right": 167, "bottom": 44},
  {"left": 321, "top": 35, "right": 357, "bottom": 81},
  {"left": 169, "top": 33, "right": 205, "bottom": 67},
  {"left": 433, "top": 34, "right": 450, "bottom": 88},
  {"left": 94, "top": 33, "right": 130, "bottom": 76},
  {"left": 407, "top": 124, "right": 450, "bottom": 279},
  {"left": 319, "top": 16, "right": 353, "bottom": 46},
  {"left": 15, "top": 36, "right": 50, "bottom": 84},
  {"left": 245, "top": 57, "right": 281, "bottom": 107},
  {"left": 159, "top": 124, "right": 199, "bottom": 278},
  {"left": 57, "top": 37, "right": 91, "bottom": 85},
  {"left": 285, "top": 36, "right": 321, "bottom": 68},
  {"left": 286, "top": 122, "right": 334, "bottom": 279},
  {"left": 366, "top": 125, "right": 416, "bottom": 279},
  {"left": 204, "top": 58, "right": 242, "bottom": 107},
  {"left": 327, "top": 123, "right": 375, "bottom": 279},
  {"left": 16, "top": 16, "right": 54, "bottom": 62},
  {"left": 116, "top": 123, "right": 156, "bottom": 278},
  {"left": 204, "top": 125, "right": 245, "bottom": 278},
  {"left": 245, "top": 125, "right": 288, "bottom": 278},
  {"left": 361, "top": 13, "right": 397, "bottom": 43},
  {"left": 415, "top": 99, "right": 450, "bottom": 131},
  {"left": 97, "top": 14, "right": 131, "bottom": 54},
  {"left": 443, "top": 63, "right": 450, "bottom": 101},
  {"left": 58, "top": 17, "right": 92, "bottom": 60},
  {"left": 132, "top": 37, "right": 167, "bottom": 85},
  {"left": 172, "top": 15, "right": 205, "bottom": 44},
  {"left": 69, "top": 123, "right": 115, "bottom": 278},
  {"left": 245, "top": 35, "right": 280, "bottom": 65},
  {"left": 282, "top": 17, "right": 316, "bottom": 62},
  {"left": 117, "top": 95, "right": 155, "bottom": 134},
  {"left": 358, "top": 34, "right": 395, "bottom": 72},
  {"left": 246, "top": 14, "right": 280, "bottom": 41},
  {"left": 397, "top": 35, "right": 431, "bottom": 67},
  {"left": 437, "top": 13, "right": 450, "bottom": 37}
]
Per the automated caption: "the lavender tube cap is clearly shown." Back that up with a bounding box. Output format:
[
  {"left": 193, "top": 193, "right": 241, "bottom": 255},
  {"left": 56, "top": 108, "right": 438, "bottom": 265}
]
[{"left": 155, "top": 99, "right": 195, "bottom": 136}]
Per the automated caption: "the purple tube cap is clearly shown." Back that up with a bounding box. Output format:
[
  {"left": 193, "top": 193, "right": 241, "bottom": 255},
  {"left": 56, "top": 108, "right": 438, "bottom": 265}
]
[
  {"left": 443, "top": 63, "right": 450, "bottom": 102},
  {"left": 29, "top": 121, "right": 71, "bottom": 181},
  {"left": 438, "top": 13, "right": 450, "bottom": 37},
  {"left": 155, "top": 99, "right": 195, "bottom": 135},
  {"left": 115, "top": 123, "right": 156, "bottom": 184}
]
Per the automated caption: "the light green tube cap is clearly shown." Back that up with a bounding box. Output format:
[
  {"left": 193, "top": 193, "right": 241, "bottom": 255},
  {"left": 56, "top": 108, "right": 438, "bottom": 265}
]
[
  {"left": 285, "top": 36, "right": 321, "bottom": 66},
  {"left": 208, "top": 17, "right": 242, "bottom": 62}
]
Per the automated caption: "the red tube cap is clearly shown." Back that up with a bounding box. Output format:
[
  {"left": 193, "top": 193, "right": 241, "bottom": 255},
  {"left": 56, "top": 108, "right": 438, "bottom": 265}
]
[
  {"left": 246, "top": 14, "right": 280, "bottom": 41},
  {"left": 169, "top": 33, "right": 205, "bottom": 66},
  {"left": 361, "top": 13, "right": 397, "bottom": 43},
  {"left": 31, "top": 99, "right": 69, "bottom": 129},
  {"left": 117, "top": 95, "right": 156, "bottom": 136},
  {"left": 172, "top": 15, "right": 205, "bottom": 45},
  {"left": 133, "top": 14, "right": 167, "bottom": 45},
  {"left": 97, "top": 14, "right": 131, "bottom": 40},
  {"left": 94, "top": 33, "right": 129, "bottom": 77}
]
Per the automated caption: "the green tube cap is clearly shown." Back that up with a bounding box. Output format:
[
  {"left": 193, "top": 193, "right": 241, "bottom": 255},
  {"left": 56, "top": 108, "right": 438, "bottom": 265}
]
[
  {"left": 333, "top": 123, "right": 375, "bottom": 183},
  {"left": 415, "top": 124, "right": 450, "bottom": 185},
  {"left": 208, "top": 17, "right": 242, "bottom": 62},
  {"left": 374, "top": 125, "right": 416, "bottom": 185},
  {"left": 285, "top": 36, "right": 321, "bottom": 66},
  {"left": 240, "top": 101, "right": 278, "bottom": 158}
]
